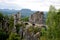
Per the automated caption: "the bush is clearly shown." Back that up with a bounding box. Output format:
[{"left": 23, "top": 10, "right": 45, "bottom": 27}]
[{"left": 8, "top": 32, "right": 20, "bottom": 40}]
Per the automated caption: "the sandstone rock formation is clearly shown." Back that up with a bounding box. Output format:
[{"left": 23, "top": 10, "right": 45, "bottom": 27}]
[
  {"left": 14, "top": 12, "right": 21, "bottom": 27},
  {"left": 13, "top": 12, "right": 21, "bottom": 32},
  {"left": 29, "top": 11, "right": 45, "bottom": 26}
]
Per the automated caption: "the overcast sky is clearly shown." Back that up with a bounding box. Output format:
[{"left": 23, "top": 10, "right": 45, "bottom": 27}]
[{"left": 0, "top": 0, "right": 60, "bottom": 11}]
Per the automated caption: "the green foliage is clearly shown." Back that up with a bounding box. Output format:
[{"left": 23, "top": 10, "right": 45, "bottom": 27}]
[
  {"left": 34, "top": 27, "right": 41, "bottom": 34},
  {"left": 46, "top": 5, "right": 60, "bottom": 40},
  {"left": 0, "top": 12, "right": 4, "bottom": 22},
  {"left": 41, "top": 28, "right": 47, "bottom": 36},
  {"left": 21, "top": 17, "right": 29, "bottom": 22},
  {"left": 40, "top": 5, "right": 60, "bottom": 40},
  {"left": 28, "top": 26, "right": 34, "bottom": 32},
  {"left": 8, "top": 32, "right": 20, "bottom": 40},
  {"left": 0, "top": 5, "right": 60, "bottom": 40},
  {"left": 46, "top": 5, "right": 56, "bottom": 27},
  {"left": 9, "top": 16, "right": 14, "bottom": 33},
  {"left": 0, "top": 29, "right": 9, "bottom": 40},
  {"left": 9, "top": 16, "right": 14, "bottom": 28},
  {"left": 4, "top": 14, "right": 9, "bottom": 20},
  {"left": 15, "top": 23, "right": 21, "bottom": 33},
  {"left": 54, "top": 9, "right": 60, "bottom": 38}
]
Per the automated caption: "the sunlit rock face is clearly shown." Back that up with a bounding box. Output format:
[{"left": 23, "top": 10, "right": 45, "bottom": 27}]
[
  {"left": 14, "top": 12, "right": 21, "bottom": 26},
  {"left": 29, "top": 11, "right": 45, "bottom": 25},
  {"left": 12, "top": 12, "right": 21, "bottom": 32}
]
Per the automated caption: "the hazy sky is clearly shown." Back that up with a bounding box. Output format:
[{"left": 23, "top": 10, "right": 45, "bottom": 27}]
[{"left": 0, "top": 0, "right": 60, "bottom": 11}]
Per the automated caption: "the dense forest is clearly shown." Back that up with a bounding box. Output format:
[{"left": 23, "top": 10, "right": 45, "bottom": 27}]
[{"left": 0, "top": 5, "right": 60, "bottom": 40}]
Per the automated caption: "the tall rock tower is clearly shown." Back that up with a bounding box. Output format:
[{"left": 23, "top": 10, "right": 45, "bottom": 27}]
[
  {"left": 12, "top": 12, "right": 21, "bottom": 32},
  {"left": 29, "top": 11, "right": 45, "bottom": 26},
  {"left": 14, "top": 12, "right": 21, "bottom": 26}
]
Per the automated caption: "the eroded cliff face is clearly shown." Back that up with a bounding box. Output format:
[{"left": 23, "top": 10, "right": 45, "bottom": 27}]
[
  {"left": 12, "top": 12, "right": 21, "bottom": 33},
  {"left": 29, "top": 11, "right": 45, "bottom": 25},
  {"left": 14, "top": 12, "right": 21, "bottom": 25}
]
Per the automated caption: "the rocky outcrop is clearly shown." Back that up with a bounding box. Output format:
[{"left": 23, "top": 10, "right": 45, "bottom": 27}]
[
  {"left": 14, "top": 12, "right": 21, "bottom": 26},
  {"left": 12, "top": 12, "right": 21, "bottom": 33},
  {"left": 29, "top": 11, "right": 45, "bottom": 26}
]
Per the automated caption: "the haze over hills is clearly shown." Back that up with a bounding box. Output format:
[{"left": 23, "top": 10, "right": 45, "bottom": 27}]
[
  {"left": 20, "top": 9, "right": 34, "bottom": 17},
  {"left": 0, "top": 9, "right": 19, "bottom": 15},
  {"left": 0, "top": 9, "right": 47, "bottom": 17}
]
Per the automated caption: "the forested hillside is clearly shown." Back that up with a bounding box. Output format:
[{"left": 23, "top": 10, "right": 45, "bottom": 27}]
[{"left": 0, "top": 5, "right": 60, "bottom": 40}]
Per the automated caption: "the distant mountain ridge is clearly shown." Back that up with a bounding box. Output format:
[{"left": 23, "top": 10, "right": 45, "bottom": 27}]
[
  {"left": 0, "top": 9, "right": 19, "bottom": 15},
  {"left": 0, "top": 9, "right": 47, "bottom": 17},
  {"left": 20, "top": 9, "right": 34, "bottom": 17}
]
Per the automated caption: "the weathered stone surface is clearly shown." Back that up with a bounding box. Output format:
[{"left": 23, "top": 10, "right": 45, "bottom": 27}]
[
  {"left": 13, "top": 12, "right": 21, "bottom": 32},
  {"left": 14, "top": 12, "right": 21, "bottom": 27},
  {"left": 29, "top": 11, "right": 45, "bottom": 25},
  {"left": 23, "top": 29, "right": 40, "bottom": 40}
]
